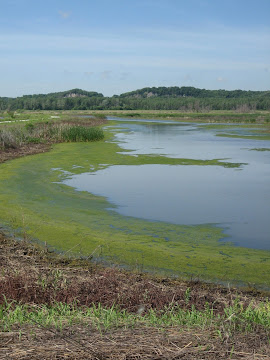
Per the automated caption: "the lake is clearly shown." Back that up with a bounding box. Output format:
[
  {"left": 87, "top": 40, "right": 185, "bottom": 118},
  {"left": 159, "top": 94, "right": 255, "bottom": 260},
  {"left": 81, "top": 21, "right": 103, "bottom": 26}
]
[{"left": 63, "top": 118, "right": 270, "bottom": 251}]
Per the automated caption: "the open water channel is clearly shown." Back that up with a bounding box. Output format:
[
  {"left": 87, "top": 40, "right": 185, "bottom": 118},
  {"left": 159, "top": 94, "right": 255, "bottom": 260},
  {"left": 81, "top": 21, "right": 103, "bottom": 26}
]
[{"left": 64, "top": 118, "right": 270, "bottom": 250}]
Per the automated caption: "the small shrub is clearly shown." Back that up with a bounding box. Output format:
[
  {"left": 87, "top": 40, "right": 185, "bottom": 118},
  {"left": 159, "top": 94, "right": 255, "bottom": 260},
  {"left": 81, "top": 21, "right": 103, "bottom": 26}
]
[
  {"left": 25, "top": 123, "right": 35, "bottom": 133},
  {"left": 93, "top": 113, "right": 107, "bottom": 120},
  {"left": 0, "top": 128, "right": 21, "bottom": 149},
  {"left": 126, "top": 113, "right": 141, "bottom": 118},
  {"left": 6, "top": 110, "right": 15, "bottom": 119},
  {"left": 26, "top": 137, "right": 41, "bottom": 144}
]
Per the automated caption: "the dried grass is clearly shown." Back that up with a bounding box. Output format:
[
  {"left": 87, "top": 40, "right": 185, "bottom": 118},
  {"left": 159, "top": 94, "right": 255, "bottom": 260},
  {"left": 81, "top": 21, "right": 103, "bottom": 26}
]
[{"left": 1, "top": 325, "right": 269, "bottom": 359}]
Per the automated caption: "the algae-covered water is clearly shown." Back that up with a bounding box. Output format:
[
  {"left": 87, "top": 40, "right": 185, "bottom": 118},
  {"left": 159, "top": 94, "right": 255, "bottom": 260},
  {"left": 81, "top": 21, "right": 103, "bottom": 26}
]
[
  {"left": 0, "top": 118, "right": 270, "bottom": 287},
  {"left": 65, "top": 119, "right": 270, "bottom": 250}
]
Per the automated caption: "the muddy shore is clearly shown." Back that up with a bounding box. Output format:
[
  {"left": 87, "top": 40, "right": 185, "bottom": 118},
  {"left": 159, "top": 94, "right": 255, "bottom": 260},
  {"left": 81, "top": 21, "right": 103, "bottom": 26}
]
[{"left": 0, "top": 143, "right": 51, "bottom": 164}]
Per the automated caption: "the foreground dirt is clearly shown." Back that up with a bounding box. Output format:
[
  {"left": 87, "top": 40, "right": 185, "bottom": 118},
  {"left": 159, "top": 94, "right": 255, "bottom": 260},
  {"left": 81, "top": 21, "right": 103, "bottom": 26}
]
[
  {"left": 1, "top": 325, "right": 269, "bottom": 360},
  {"left": 0, "top": 232, "right": 269, "bottom": 359}
]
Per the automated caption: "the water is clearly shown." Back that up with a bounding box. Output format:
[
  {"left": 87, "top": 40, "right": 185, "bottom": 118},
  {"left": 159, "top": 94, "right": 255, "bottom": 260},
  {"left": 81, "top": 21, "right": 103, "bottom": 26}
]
[
  {"left": 0, "top": 119, "right": 29, "bottom": 124},
  {"left": 63, "top": 119, "right": 270, "bottom": 250}
]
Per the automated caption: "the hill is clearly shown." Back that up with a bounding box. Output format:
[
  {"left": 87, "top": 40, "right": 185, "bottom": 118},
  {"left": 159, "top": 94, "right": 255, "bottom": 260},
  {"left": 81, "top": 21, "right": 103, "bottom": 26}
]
[
  {"left": 118, "top": 86, "right": 270, "bottom": 99},
  {"left": 20, "top": 88, "right": 104, "bottom": 99},
  {"left": 0, "top": 87, "right": 270, "bottom": 111},
  {"left": 0, "top": 88, "right": 104, "bottom": 111}
]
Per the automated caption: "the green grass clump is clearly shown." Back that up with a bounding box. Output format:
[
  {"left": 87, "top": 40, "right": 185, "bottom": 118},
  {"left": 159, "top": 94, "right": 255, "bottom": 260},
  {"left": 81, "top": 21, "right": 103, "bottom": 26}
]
[
  {"left": 0, "top": 121, "right": 104, "bottom": 149},
  {"left": 61, "top": 126, "right": 104, "bottom": 142},
  {"left": 250, "top": 148, "right": 270, "bottom": 152},
  {"left": 1, "top": 300, "right": 269, "bottom": 335}
]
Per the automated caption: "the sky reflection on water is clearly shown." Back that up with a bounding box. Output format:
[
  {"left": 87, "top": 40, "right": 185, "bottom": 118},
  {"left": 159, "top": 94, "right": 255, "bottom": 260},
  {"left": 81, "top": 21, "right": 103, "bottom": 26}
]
[{"left": 64, "top": 121, "right": 270, "bottom": 250}]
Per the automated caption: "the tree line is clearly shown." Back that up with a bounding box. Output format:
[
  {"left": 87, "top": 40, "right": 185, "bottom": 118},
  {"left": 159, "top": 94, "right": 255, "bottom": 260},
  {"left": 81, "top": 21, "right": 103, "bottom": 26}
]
[{"left": 0, "top": 87, "right": 269, "bottom": 111}]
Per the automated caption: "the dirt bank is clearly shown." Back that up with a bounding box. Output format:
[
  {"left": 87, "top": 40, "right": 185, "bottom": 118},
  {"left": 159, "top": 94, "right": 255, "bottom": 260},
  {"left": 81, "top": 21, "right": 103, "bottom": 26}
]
[
  {"left": 0, "top": 143, "right": 51, "bottom": 163},
  {"left": 0, "top": 232, "right": 269, "bottom": 359}
]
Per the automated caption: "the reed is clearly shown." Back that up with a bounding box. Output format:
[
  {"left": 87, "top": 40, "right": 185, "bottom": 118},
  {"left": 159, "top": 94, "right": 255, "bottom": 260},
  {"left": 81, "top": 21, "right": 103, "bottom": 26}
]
[
  {"left": 0, "top": 121, "right": 104, "bottom": 150},
  {"left": 61, "top": 126, "right": 104, "bottom": 142}
]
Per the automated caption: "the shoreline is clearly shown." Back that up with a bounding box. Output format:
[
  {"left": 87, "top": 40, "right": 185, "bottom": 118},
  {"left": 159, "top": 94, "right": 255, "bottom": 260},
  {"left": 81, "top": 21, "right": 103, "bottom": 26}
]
[
  {"left": 1, "top": 115, "right": 270, "bottom": 289},
  {"left": 0, "top": 142, "right": 51, "bottom": 164},
  {"left": 1, "top": 115, "right": 270, "bottom": 359}
]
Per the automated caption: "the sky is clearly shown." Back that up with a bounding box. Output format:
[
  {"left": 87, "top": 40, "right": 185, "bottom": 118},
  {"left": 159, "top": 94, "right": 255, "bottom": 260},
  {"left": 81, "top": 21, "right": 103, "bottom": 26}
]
[{"left": 0, "top": 0, "right": 269, "bottom": 97}]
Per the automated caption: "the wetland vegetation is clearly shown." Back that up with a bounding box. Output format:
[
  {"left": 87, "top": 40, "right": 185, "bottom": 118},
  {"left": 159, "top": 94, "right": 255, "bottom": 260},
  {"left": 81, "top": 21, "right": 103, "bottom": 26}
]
[
  {"left": 0, "top": 110, "right": 270, "bottom": 289},
  {"left": 1, "top": 108, "right": 270, "bottom": 359},
  {"left": 0, "top": 117, "right": 105, "bottom": 150}
]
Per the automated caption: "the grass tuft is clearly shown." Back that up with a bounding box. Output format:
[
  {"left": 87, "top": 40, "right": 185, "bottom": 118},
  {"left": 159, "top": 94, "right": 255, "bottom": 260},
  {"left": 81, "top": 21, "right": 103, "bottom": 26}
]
[{"left": 1, "top": 299, "right": 269, "bottom": 335}]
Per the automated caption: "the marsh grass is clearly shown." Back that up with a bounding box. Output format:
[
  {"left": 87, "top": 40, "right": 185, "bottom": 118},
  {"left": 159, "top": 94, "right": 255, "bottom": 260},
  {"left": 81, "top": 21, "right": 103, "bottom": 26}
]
[
  {"left": 0, "top": 121, "right": 104, "bottom": 149},
  {"left": 61, "top": 126, "right": 104, "bottom": 142},
  {"left": 109, "top": 111, "right": 270, "bottom": 123}
]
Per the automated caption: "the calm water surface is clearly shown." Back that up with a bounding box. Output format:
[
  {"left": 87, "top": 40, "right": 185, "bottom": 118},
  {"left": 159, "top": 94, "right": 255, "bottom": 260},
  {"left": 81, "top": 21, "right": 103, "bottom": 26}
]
[{"left": 64, "top": 119, "right": 270, "bottom": 250}]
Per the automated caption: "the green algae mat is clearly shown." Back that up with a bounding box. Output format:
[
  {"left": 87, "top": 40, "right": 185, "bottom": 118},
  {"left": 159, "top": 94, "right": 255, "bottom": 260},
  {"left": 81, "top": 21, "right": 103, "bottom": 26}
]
[{"left": 0, "top": 128, "right": 270, "bottom": 289}]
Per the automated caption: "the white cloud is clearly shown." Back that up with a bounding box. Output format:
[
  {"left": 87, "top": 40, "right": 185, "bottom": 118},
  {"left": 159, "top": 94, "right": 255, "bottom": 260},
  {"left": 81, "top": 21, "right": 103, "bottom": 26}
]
[
  {"left": 183, "top": 74, "right": 195, "bottom": 83},
  {"left": 0, "top": 24, "right": 269, "bottom": 96},
  {"left": 59, "top": 11, "right": 71, "bottom": 19},
  {"left": 120, "top": 72, "right": 130, "bottom": 80},
  {"left": 84, "top": 71, "right": 94, "bottom": 76},
  {"left": 139, "top": 26, "right": 270, "bottom": 47},
  {"left": 100, "top": 71, "right": 112, "bottom": 80},
  {"left": 1, "top": 24, "right": 269, "bottom": 55},
  {"left": 217, "top": 77, "right": 226, "bottom": 82},
  {"left": 64, "top": 69, "right": 73, "bottom": 74},
  {"left": 0, "top": 52, "right": 267, "bottom": 72}
]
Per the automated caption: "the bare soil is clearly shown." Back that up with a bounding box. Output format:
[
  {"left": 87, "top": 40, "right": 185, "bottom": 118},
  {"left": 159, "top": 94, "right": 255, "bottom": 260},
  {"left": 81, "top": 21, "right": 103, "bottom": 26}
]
[{"left": 0, "top": 143, "right": 51, "bottom": 164}]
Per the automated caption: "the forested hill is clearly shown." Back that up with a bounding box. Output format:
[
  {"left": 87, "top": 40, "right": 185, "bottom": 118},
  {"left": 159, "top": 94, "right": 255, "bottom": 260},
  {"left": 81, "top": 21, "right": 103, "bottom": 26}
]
[
  {"left": 118, "top": 86, "right": 270, "bottom": 99},
  {"left": 0, "top": 89, "right": 104, "bottom": 111},
  {"left": 21, "top": 88, "right": 104, "bottom": 99},
  {"left": 0, "top": 87, "right": 270, "bottom": 111}
]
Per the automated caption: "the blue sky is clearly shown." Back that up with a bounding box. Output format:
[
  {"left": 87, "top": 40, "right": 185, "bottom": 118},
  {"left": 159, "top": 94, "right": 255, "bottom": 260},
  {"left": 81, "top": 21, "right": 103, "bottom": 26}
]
[{"left": 0, "top": 0, "right": 269, "bottom": 97}]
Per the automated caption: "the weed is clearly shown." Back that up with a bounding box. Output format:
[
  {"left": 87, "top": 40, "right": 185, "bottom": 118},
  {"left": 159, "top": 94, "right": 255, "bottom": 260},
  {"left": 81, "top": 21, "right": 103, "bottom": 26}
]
[
  {"left": 184, "top": 287, "right": 191, "bottom": 304},
  {"left": 1, "top": 299, "right": 269, "bottom": 335}
]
